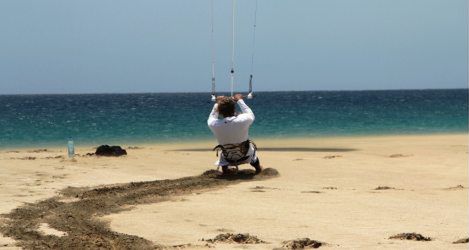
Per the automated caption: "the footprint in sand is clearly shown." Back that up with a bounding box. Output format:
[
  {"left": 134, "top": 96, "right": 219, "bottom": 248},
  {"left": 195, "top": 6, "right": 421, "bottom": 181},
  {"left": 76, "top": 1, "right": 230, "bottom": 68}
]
[
  {"left": 444, "top": 185, "right": 466, "bottom": 190},
  {"left": 14, "top": 194, "right": 30, "bottom": 198},
  {"left": 389, "top": 154, "right": 412, "bottom": 158},
  {"left": 301, "top": 190, "right": 322, "bottom": 194},
  {"left": 323, "top": 155, "right": 342, "bottom": 159},
  {"left": 216, "top": 228, "right": 234, "bottom": 233},
  {"left": 171, "top": 243, "right": 211, "bottom": 248},
  {"left": 44, "top": 155, "right": 64, "bottom": 160},
  {"left": 250, "top": 185, "right": 279, "bottom": 192},
  {"left": 27, "top": 149, "right": 48, "bottom": 153},
  {"left": 11, "top": 156, "right": 36, "bottom": 160},
  {"left": 35, "top": 172, "right": 47, "bottom": 177},
  {"left": 374, "top": 186, "right": 397, "bottom": 190},
  {"left": 52, "top": 174, "right": 68, "bottom": 179},
  {"left": 251, "top": 189, "right": 265, "bottom": 192}
]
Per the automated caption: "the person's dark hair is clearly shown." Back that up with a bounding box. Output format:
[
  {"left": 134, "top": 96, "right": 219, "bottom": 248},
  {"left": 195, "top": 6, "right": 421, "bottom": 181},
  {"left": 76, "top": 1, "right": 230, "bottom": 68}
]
[{"left": 217, "top": 97, "right": 236, "bottom": 118}]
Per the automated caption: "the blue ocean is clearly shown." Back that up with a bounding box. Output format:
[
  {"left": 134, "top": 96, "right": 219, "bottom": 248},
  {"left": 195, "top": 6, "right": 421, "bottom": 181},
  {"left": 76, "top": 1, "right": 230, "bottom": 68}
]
[{"left": 0, "top": 89, "right": 467, "bottom": 148}]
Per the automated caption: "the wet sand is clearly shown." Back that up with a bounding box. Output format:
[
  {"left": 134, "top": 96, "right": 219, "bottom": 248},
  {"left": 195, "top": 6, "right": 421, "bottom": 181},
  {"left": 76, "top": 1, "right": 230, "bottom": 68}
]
[{"left": 0, "top": 134, "right": 467, "bottom": 249}]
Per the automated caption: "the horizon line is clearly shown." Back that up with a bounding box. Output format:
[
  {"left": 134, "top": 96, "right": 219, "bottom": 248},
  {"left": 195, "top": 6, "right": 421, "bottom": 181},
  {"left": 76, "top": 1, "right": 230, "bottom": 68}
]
[{"left": 0, "top": 87, "right": 468, "bottom": 96}]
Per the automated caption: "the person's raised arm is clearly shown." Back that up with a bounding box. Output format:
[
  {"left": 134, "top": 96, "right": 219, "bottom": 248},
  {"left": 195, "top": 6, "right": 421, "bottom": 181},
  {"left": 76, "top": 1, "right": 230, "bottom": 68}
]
[
  {"left": 207, "top": 103, "right": 219, "bottom": 126},
  {"left": 233, "top": 94, "right": 255, "bottom": 123}
]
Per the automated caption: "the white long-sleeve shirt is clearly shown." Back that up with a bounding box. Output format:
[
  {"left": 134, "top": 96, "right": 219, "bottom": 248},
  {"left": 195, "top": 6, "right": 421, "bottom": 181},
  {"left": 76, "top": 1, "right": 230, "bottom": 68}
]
[{"left": 207, "top": 99, "right": 255, "bottom": 145}]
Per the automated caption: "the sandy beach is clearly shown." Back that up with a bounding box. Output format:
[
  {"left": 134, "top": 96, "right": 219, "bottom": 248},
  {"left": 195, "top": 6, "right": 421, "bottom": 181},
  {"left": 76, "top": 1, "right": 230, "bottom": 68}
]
[{"left": 0, "top": 134, "right": 467, "bottom": 249}]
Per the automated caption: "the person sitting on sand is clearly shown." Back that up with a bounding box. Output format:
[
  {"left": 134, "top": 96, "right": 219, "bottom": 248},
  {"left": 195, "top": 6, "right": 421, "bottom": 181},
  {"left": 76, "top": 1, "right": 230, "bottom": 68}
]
[{"left": 208, "top": 94, "right": 262, "bottom": 174}]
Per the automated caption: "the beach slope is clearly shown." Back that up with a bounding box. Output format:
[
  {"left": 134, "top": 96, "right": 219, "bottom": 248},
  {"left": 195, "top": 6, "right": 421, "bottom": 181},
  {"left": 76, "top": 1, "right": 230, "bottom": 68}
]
[{"left": 0, "top": 134, "right": 467, "bottom": 249}]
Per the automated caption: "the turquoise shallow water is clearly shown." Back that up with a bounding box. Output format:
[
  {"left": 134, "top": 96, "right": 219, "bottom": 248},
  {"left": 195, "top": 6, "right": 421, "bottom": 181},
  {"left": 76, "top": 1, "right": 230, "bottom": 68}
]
[{"left": 0, "top": 89, "right": 467, "bottom": 148}]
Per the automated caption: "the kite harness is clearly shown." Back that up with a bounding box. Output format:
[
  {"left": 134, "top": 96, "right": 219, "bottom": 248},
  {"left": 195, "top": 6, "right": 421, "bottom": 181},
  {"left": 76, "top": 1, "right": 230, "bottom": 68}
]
[{"left": 213, "top": 139, "right": 257, "bottom": 166}]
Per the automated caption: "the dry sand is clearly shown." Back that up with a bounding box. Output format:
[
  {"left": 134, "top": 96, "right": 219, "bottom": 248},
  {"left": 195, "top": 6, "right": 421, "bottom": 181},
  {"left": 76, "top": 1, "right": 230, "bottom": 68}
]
[{"left": 0, "top": 134, "right": 467, "bottom": 249}]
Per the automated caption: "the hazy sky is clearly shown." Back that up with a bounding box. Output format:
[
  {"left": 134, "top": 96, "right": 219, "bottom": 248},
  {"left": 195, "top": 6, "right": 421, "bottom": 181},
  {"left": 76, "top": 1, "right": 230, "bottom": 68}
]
[{"left": 0, "top": 0, "right": 467, "bottom": 94}]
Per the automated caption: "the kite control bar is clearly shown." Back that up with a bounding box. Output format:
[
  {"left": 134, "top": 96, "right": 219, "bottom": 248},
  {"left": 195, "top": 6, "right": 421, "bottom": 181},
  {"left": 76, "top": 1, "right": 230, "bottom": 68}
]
[{"left": 209, "top": 0, "right": 257, "bottom": 102}]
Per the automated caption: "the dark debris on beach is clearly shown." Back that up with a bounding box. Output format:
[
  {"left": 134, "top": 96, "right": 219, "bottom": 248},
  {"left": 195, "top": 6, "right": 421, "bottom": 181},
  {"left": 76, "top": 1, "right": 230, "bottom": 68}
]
[
  {"left": 0, "top": 168, "right": 278, "bottom": 249},
  {"left": 389, "top": 233, "right": 432, "bottom": 241}
]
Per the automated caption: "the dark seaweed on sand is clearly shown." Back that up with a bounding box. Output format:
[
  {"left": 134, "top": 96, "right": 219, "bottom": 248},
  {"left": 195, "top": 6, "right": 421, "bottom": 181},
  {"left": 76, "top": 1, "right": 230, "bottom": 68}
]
[
  {"left": 203, "top": 233, "right": 266, "bottom": 244},
  {"left": 453, "top": 237, "right": 469, "bottom": 244},
  {"left": 280, "top": 238, "right": 324, "bottom": 249},
  {"left": 389, "top": 233, "right": 431, "bottom": 241}
]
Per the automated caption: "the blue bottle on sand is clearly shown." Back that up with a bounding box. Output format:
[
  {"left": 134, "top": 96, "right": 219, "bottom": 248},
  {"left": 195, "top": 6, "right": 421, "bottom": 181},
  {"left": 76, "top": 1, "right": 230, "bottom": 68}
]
[{"left": 67, "top": 138, "right": 75, "bottom": 158}]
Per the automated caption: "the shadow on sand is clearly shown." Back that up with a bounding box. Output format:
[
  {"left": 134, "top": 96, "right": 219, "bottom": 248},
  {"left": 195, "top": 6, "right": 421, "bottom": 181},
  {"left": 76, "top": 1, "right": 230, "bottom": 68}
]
[
  {"left": 213, "top": 168, "right": 278, "bottom": 181},
  {"left": 171, "top": 147, "right": 357, "bottom": 153}
]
